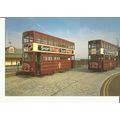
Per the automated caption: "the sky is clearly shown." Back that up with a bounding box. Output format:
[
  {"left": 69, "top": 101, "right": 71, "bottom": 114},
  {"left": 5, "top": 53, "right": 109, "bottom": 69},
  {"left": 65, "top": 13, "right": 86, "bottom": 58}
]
[{"left": 6, "top": 17, "right": 120, "bottom": 59}]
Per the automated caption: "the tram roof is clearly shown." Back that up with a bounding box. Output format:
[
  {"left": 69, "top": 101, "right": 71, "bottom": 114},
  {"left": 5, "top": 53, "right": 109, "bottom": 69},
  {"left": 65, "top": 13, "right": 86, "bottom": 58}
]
[
  {"left": 23, "top": 30, "right": 75, "bottom": 45},
  {"left": 88, "top": 39, "right": 118, "bottom": 47}
]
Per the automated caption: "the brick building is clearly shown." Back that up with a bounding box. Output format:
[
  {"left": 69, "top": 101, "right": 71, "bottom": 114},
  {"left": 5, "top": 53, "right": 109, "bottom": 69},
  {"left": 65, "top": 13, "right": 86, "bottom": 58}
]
[{"left": 5, "top": 46, "right": 22, "bottom": 66}]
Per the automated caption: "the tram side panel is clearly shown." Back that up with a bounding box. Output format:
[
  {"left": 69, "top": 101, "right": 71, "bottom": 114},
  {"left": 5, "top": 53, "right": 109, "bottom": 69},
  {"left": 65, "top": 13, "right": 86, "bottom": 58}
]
[{"left": 40, "top": 54, "right": 72, "bottom": 75}]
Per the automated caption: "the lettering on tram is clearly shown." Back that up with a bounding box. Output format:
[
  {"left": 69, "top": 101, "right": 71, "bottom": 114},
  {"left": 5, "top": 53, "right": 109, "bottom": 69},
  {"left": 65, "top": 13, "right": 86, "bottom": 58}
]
[
  {"left": 38, "top": 45, "right": 50, "bottom": 51},
  {"left": 22, "top": 31, "right": 75, "bottom": 75}
]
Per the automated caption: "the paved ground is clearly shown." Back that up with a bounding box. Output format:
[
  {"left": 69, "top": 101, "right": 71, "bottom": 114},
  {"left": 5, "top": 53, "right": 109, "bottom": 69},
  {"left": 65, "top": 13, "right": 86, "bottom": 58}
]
[
  {"left": 5, "top": 66, "right": 22, "bottom": 77},
  {"left": 5, "top": 67, "right": 120, "bottom": 96},
  {"left": 108, "top": 74, "right": 120, "bottom": 96}
]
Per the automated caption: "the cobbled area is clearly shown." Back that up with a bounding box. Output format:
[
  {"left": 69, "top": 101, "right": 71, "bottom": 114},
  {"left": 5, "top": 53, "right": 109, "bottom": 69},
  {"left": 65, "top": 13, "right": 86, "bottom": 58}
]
[{"left": 5, "top": 67, "right": 120, "bottom": 96}]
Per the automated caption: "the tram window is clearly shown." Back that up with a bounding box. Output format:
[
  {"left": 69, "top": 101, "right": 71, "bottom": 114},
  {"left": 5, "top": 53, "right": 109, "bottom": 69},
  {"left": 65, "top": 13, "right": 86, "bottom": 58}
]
[
  {"left": 48, "top": 57, "right": 50, "bottom": 60},
  {"left": 41, "top": 39, "right": 45, "bottom": 44},
  {"left": 56, "top": 56, "right": 60, "bottom": 60},
  {"left": 54, "top": 41, "right": 57, "bottom": 46},
  {"left": 45, "top": 56, "right": 48, "bottom": 60},
  {"left": 44, "top": 38, "right": 47, "bottom": 44},
  {"left": 58, "top": 57, "right": 60, "bottom": 60},
  {"left": 30, "top": 39, "right": 33, "bottom": 42},
  {"left": 54, "top": 56, "right": 57, "bottom": 60},
  {"left": 42, "top": 56, "right": 47, "bottom": 60},
  {"left": 51, "top": 57, "right": 53, "bottom": 60},
  {"left": 72, "top": 44, "right": 75, "bottom": 49},
  {"left": 65, "top": 43, "right": 67, "bottom": 48},
  {"left": 60, "top": 42, "right": 62, "bottom": 47},
  {"left": 24, "top": 38, "right": 29, "bottom": 43},
  {"left": 29, "top": 36, "right": 34, "bottom": 42},
  {"left": 55, "top": 40, "right": 59, "bottom": 47},
  {"left": 68, "top": 44, "right": 70, "bottom": 49},
  {"left": 91, "top": 43, "right": 96, "bottom": 48},
  {"left": 24, "top": 53, "right": 32, "bottom": 61},
  {"left": 47, "top": 56, "right": 52, "bottom": 61},
  {"left": 36, "top": 38, "right": 41, "bottom": 43},
  {"left": 71, "top": 45, "right": 74, "bottom": 49},
  {"left": 58, "top": 41, "right": 61, "bottom": 47},
  {"left": 63, "top": 43, "right": 65, "bottom": 48},
  {"left": 48, "top": 40, "right": 53, "bottom": 45}
]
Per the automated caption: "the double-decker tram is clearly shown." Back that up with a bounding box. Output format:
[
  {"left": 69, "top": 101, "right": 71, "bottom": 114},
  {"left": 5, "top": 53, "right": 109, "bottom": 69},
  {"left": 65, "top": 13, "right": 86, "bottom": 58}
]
[
  {"left": 22, "top": 31, "right": 75, "bottom": 75},
  {"left": 88, "top": 39, "right": 118, "bottom": 71}
]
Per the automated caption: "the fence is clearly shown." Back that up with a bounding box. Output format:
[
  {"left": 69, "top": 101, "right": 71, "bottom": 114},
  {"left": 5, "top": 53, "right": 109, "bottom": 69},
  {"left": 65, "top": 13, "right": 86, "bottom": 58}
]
[{"left": 5, "top": 65, "right": 22, "bottom": 73}]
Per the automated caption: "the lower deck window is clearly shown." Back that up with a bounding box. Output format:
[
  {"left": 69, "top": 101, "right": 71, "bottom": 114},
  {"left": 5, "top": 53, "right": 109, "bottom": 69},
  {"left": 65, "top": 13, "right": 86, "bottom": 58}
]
[
  {"left": 24, "top": 53, "right": 33, "bottom": 61},
  {"left": 41, "top": 55, "right": 70, "bottom": 61}
]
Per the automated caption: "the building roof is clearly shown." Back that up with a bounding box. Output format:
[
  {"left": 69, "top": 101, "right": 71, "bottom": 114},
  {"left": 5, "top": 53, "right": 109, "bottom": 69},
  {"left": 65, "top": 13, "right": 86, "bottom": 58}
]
[{"left": 5, "top": 46, "right": 22, "bottom": 58}]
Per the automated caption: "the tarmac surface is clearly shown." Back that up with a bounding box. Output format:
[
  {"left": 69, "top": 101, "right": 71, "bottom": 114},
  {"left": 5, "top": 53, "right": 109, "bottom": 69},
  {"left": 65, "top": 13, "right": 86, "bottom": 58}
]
[
  {"left": 5, "top": 67, "right": 120, "bottom": 96},
  {"left": 108, "top": 74, "right": 120, "bottom": 96}
]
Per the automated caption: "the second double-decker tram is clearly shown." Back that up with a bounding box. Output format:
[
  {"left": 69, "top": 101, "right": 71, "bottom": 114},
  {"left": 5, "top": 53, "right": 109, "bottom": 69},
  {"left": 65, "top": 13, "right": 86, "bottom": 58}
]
[{"left": 88, "top": 39, "right": 118, "bottom": 71}]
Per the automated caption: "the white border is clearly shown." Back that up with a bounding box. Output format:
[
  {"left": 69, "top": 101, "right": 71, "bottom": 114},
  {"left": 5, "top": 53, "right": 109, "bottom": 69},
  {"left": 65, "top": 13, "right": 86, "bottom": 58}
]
[{"left": 0, "top": 18, "right": 5, "bottom": 98}]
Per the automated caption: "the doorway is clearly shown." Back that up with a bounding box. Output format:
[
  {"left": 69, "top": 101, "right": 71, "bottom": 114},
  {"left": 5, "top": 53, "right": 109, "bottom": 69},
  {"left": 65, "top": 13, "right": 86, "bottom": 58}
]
[{"left": 35, "top": 53, "right": 41, "bottom": 74}]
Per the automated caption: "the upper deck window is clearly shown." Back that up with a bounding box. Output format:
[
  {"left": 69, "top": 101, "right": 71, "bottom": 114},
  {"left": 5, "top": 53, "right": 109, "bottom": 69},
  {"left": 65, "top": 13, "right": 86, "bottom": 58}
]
[
  {"left": 91, "top": 43, "right": 96, "bottom": 48},
  {"left": 24, "top": 36, "right": 29, "bottom": 43},
  {"left": 36, "top": 38, "right": 41, "bottom": 43},
  {"left": 41, "top": 38, "right": 47, "bottom": 44},
  {"left": 29, "top": 36, "right": 33, "bottom": 42},
  {"left": 48, "top": 39, "right": 53, "bottom": 45},
  {"left": 24, "top": 36, "right": 34, "bottom": 43}
]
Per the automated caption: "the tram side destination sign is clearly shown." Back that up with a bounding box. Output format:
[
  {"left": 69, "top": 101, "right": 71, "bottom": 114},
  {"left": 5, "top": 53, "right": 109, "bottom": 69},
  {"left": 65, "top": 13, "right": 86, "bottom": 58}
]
[
  {"left": 38, "top": 45, "right": 50, "bottom": 51},
  {"left": 37, "top": 45, "right": 74, "bottom": 54}
]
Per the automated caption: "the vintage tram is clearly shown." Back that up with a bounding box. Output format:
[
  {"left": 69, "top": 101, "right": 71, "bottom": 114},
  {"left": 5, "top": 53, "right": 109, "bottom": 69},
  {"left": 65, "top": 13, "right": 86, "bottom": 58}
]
[
  {"left": 88, "top": 39, "right": 118, "bottom": 71},
  {"left": 22, "top": 31, "right": 75, "bottom": 75}
]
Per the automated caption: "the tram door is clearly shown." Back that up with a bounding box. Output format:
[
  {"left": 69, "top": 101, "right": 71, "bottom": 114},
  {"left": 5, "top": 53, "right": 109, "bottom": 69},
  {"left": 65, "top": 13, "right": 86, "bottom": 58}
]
[{"left": 35, "top": 53, "right": 41, "bottom": 74}]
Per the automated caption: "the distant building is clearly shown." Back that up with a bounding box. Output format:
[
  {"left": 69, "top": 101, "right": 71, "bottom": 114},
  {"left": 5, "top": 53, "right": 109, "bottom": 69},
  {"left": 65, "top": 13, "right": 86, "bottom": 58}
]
[{"left": 5, "top": 46, "right": 22, "bottom": 66}]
